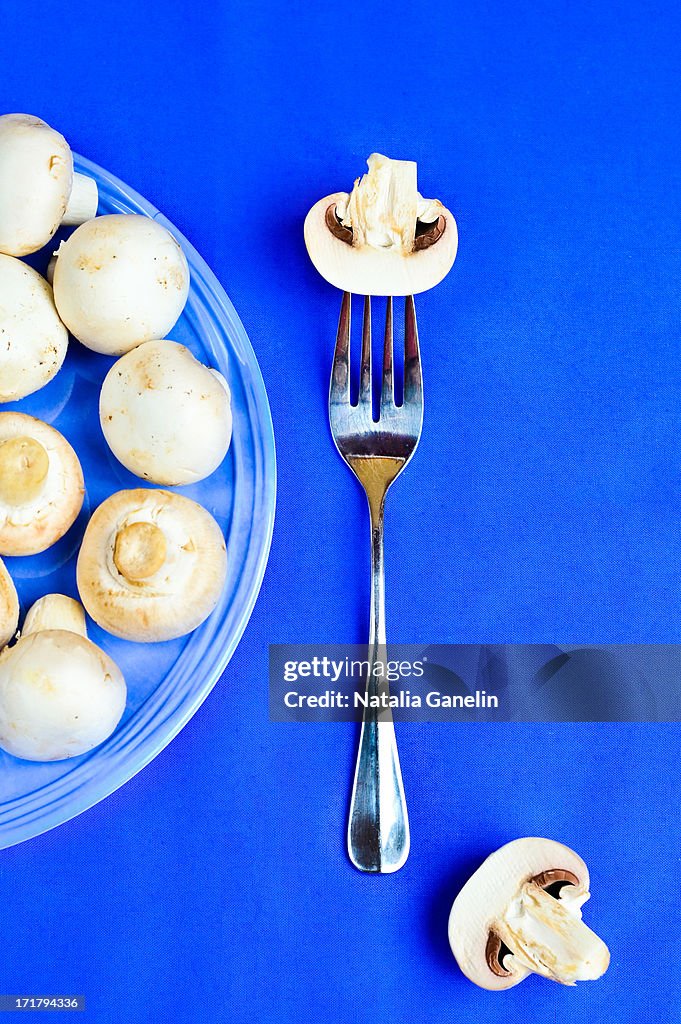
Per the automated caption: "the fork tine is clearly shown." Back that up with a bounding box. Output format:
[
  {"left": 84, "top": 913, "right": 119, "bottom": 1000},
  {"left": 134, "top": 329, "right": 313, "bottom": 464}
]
[
  {"left": 381, "top": 296, "right": 394, "bottom": 410},
  {"left": 330, "top": 292, "right": 351, "bottom": 405},
  {"left": 359, "top": 295, "right": 372, "bottom": 405},
  {"left": 403, "top": 295, "right": 422, "bottom": 406}
]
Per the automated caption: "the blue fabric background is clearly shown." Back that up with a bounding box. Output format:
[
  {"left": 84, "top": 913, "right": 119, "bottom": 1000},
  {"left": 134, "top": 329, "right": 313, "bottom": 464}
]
[{"left": 0, "top": 1, "right": 679, "bottom": 1020}]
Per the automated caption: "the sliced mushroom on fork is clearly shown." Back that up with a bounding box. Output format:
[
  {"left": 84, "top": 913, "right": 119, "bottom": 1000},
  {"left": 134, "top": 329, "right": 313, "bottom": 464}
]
[{"left": 305, "top": 153, "right": 458, "bottom": 296}]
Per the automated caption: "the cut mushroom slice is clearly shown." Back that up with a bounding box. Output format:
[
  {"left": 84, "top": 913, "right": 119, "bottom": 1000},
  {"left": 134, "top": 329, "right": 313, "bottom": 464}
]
[
  {"left": 0, "top": 114, "right": 98, "bottom": 257},
  {"left": 76, "top": 488, "right": 227, "bottom": 642},
  {"left": 0, "top": 594, "right": 126, "bottom": 762},
  {"left": 52, "top": 214, "right": 190, "bottom": 356},
  {"left": 304, "top": 152, "right": 458, "bottom": 296},
  {"left": 0, "top": 558, "right": 19, "bottom": 648},
  {"left": 0, "top": 412, "right": 84, "bottom": 556},
  {"left": 100, "top": 339, "right": 232, "bottom": 485},
  {"left": 449, "top": 838, "right": 610, "bottom": 990},
  {"left": 0, "top": 255, "right": 69, "bottom": 403}
]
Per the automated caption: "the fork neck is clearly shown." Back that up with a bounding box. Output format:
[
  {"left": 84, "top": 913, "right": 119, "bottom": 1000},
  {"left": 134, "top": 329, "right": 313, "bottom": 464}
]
[
  {"left": 348, "top": 455, "right": 404, "bottom": 647},
  {"left": 369, "top": 499, "right": 386, "bottom": 646}
]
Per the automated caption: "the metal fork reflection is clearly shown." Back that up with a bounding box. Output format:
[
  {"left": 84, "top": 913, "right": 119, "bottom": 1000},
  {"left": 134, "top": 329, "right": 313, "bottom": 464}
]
[{"left": 329, "top": 293, "right": 423, "bottom": 873}]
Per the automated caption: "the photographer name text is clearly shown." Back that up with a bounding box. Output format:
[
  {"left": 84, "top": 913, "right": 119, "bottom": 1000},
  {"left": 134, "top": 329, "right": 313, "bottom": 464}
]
[{"left": 283, "top": 689, "right": 499, "bottom": 709}]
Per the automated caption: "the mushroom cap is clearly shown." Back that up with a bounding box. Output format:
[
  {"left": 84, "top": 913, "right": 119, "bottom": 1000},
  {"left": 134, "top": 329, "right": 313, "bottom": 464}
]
[
  {"left": 0, "top": 412, "right": 84, "bottom": 556},
  {"left": 0, "top": 255, "right": 69, "bottom": 402},
  {"left": 0, "top": 114, "right": 73, "bottom": 257},
  {"left": 449, "top": 838, "right": 590, "bottom": 991},
  {"left": 76, "top": 488, "right": 227, "bottom": 642},
  {"left": 99, "top": 339, "right": 233, "bottom": 485},
  {"left": 304, "top": 191, "right": 458, "bottom": 296},
  {"left": 0, "top": 557, "right": 19, "bottom": 648},
  {"left": 53, "top": 214, "right": 190, "bottom": 355},
  {"left": 0, "top": 630, "right": 126, "bottom": 761}
]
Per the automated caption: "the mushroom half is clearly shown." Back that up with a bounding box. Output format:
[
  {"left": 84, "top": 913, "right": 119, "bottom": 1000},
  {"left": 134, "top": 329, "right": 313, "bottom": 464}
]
[
  {"left": 0, "top": 255, "right": 69, "bottom": 402},
  {"left": 0, "top": 557, "right": 19, "bottom": 648},
  {"left": 100, "top": 340, "right": 232, "bottom": 485},
  {"left": 0, "top": 594, "right": 126, "bottom": 761},
  {"left": 304, "top": 153, "right": 458, "bottom": 296},
  {"left": 449, "top": 837, "right": 610, "bottom": 990},
  {"left": 0, "top": 114, "right": 98, "bottom": 257},
  {"left": 52, "top": 214, "right": 190, "bottom": 356},
  {"left": 0, "top": 412, "right": 84, "bottom": 556},
  {"left": 76, "top": 488, "right": 227, "bottom": 642}
]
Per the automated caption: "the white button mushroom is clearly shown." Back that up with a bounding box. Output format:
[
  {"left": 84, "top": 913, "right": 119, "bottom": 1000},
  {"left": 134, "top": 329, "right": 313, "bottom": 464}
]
[
  {"left": 0, "top": 594, "right": 126, "bottom": 762},
  {"left": 0, "top": 412, "right": 84, "bottom": 556},
  {"left": 0, "top": 557, "right": 18, "bottom": 648},
  {"left": 449, "top": 837, "right": 610, "bottom": 990},
  {"left": 76, "top": 488, "right": 227, "bottom": 642},
  {"left": 0, "top": 114, "right": 98, "bottom": 257},
  {"left": 99, "top": 339, "right": 232, "bottom": 485},
  {"left": 52, "top": 214, "right": 190, "bottom": 356},
  {"left": 0, "top": 255, "right": 69, "bottom": 402},
  {"left": 304, "top": 153, "right": 458, "bottom": 296}
]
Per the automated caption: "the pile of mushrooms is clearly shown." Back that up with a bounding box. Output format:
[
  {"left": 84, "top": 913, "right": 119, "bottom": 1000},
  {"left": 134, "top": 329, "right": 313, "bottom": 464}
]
[
  {"left": 304, "top": 152, "right": 458, "bottom": 295},
  {"left": 449, "top": 837, "right": 610, "bottom": 990},
  {"left": 0, "top": 111, "right": 234, "bottom": 763},
  {"left": 0, "top": 594, "right": 126, "bottom": 761}
]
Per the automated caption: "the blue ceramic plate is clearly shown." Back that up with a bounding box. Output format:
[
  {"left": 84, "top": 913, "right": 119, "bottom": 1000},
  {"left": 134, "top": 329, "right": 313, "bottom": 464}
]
[{"left": 0, "top": 154, "right": 276, "bottom": 849}]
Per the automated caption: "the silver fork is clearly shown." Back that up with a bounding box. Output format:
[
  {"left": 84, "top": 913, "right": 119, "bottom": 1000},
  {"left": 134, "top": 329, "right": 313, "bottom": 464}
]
[{"left": 329, "top": 292, "right": 423, "bottom": 873}]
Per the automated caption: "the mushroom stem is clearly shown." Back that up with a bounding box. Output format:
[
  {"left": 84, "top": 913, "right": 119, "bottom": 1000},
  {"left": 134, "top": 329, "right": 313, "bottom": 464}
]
[
  {"left": 23, "top": 594, "right": 87, "bottom": 638},
  {"left": 113, "top": 521, "right": 167, "bottom": 581},
  {"left": 494, "top": 881, "right": 610, "bottom": 986},
  {"left": 61, "top": 172, "right": 98, "bottom": 226},
  {"left": 0, "top": 436, "right": 49, "bottom": 505}
]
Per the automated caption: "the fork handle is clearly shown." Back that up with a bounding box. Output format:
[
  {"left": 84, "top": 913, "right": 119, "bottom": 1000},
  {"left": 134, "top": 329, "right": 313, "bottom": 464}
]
[{"left": 347, "top": 478, "right": 410, "bottom": 873}]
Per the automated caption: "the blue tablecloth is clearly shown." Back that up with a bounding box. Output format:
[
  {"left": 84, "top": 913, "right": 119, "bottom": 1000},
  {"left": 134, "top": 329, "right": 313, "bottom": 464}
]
[{"left": 1, "top": 1, "right": 678, "bottom": 1020}]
